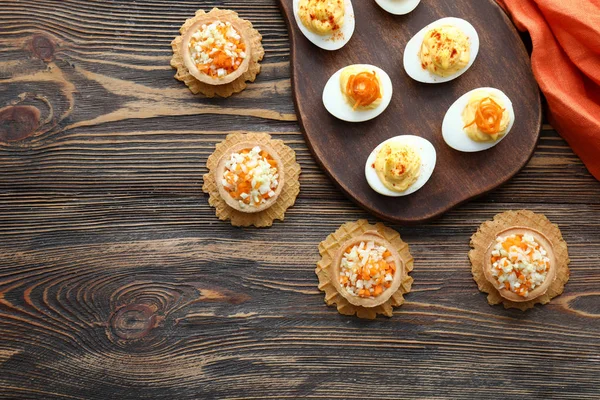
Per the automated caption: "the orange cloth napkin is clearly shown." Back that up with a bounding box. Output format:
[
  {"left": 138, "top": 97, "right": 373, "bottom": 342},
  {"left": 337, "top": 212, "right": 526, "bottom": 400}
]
[{"left": 497, "top": 0, "right": 600, "bottom": 180}]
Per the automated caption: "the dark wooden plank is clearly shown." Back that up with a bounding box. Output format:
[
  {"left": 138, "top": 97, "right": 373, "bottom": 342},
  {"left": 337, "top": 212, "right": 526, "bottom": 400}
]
[
  {"left": 279, "top": 0, "right": 542, "bottom": 223},
  {"left": 0, "top": 201, "right": 599, "bottom": 399},
  {"left": 0, "top": 1, "right": 599, "bottom": 399}
]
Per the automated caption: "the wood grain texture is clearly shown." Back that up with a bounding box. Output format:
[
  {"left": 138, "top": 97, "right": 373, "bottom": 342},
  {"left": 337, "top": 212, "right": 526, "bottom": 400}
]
[
  {"left": 280, "top": 0, "right": 542, "bottom": 224},
  {"left": 0, "top": 1, "right": 599, "bottom": 399}
]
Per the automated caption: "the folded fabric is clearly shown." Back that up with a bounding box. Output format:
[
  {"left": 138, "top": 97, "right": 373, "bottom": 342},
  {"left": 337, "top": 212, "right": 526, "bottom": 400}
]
[{"left": 497, "top": 0, "right": 600, "bottom": 180}]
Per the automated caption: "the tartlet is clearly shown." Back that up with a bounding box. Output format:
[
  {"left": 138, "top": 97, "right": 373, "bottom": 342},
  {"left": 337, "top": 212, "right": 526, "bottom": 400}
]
[
  {"left": 316, "top": 220, "right": 413, "bottom": 319},
  {"left": 470, "top": 210, "right": 570, "bottom": 310},
  {"left": 171, "top": 8, "right": 264, "bottom": 98},
  {"left": 203, "top": 132, "right": 300, "bottom": 227},
  {"left": 182, "top": 18, "right": 252, "bottom": 86}
]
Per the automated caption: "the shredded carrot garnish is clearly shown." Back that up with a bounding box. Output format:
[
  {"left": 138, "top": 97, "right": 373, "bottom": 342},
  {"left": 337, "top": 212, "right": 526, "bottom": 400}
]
[
  {"left": 464, "top": 96, "right": 505, "bottom": 134},
  {"left": 345, "top": 70, "right": 382, "bottom": 110}
]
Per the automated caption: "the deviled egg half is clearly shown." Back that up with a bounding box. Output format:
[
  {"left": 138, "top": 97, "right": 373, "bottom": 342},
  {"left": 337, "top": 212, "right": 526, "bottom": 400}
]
[
  {"left": 323, "top": 64, "right": 393, "bottom": 122},
  {"left": 403, "top": 17, "right": 479, "bottom": 83},
  {"left": 365, "top": 135, "right": 436, "bottom": 197},
  {"left": 442, "top": 87, "right": 515, "bottom": 152},
  {"left": 375, "top": 0, "right": 420, "bottom": 15},
  {"left": 293, "top": 0, "right": 355, "bottom": 51}
]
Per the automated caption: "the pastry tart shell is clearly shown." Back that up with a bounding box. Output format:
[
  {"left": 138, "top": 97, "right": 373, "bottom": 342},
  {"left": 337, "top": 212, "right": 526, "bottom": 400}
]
[
  {"left": 316, "top": 220, "right": 414, "bottom": 319},
  {"left": 171, "top": 8, "right": 264, "bottom": 98},
  {"left": 469, "top": 210, "right": 570, "bottom": 311},
  {"left": 203, "top": 132, "right": 300, "bottom": 227}
]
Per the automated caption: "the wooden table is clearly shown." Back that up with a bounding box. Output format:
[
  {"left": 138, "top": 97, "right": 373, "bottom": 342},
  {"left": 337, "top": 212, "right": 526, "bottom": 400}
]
[{"left": 1, "top": 1, "right": 599, "bottom": 399}]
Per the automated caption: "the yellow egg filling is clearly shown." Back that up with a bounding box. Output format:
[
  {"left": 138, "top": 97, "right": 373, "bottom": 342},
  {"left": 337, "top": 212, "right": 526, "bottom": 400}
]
[
  {"left": 419, "top": 25, "right": 470, "bottom": 77},
  {"left": 374, "top": 142, "right": 421, "bottom": 192},
  {"left": 298, "top": 0, "right": 345, "bottom": 35}
]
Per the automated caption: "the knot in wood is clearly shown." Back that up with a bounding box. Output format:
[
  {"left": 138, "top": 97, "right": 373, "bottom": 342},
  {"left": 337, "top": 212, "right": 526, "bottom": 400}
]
[
  {"left": 0, "top": 105, "right": 40, "bottom": 142},
  {"left": 31, "top": 34, "right": 55, "bottom": 62},
  {"left": 110, "top": 304, "right": 158, "bottom": 340},
  {"left": 567, "top": 294, "right": 600, "bottom": 317}
]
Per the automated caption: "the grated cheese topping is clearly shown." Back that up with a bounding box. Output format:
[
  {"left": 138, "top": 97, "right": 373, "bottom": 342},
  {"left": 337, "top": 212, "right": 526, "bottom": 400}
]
[
  {"left": 188, "top": 20, "right": 247, "bottom": 78},
  {"left": 221, "top": 146, "right": 279, "bottom": 209},
  {"left": 490, "top": 233, "right": 550, "bottom": 297},
  {"left": 339, "top": 241, "right": 396, "bottom": 298}
]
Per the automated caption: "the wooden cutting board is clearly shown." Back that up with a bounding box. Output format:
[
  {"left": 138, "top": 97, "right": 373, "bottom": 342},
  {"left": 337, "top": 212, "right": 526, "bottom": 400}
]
[{"left": 279, "top": 0, "right": 541, "bottom": 224}]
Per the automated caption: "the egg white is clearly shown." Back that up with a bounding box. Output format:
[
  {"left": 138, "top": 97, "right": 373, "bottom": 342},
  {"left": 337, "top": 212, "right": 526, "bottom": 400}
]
[
  {"left": 323, "top": 64, "right": 393, "bottom": 122},
  {"left": 365, "top": 135, "right": 437, "bottom": 197},
  {"left": 375, "top": 0, "right": 420, "bottom": 15},
  {"left": 293, "top": 0, "right": 355, "bottom": 51},
  {"left": 403, "top": 17, "right": 479, "bottom": 83},
  {"left": 442, "top": 87, "right": 515, "bottom": 152}
]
